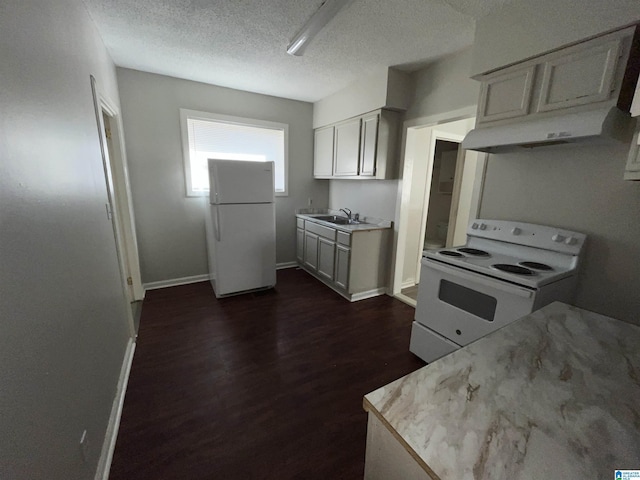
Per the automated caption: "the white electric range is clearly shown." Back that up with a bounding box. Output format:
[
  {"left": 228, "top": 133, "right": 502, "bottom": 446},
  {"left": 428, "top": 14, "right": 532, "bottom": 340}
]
[{"left": 410, "top": 219, "right": 587, "bottom": 363}]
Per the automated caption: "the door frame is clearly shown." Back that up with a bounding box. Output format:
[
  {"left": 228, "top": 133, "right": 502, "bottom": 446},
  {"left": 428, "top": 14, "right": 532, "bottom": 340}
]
[
  {"left": 90, "top": 76, "right": 143, "bottom": 334},
  {"left": 413, "top": 131, "right": 465, "bottom": 286},
  {"left": 390, "top": 107, "right": 487, "bottom": 305}
]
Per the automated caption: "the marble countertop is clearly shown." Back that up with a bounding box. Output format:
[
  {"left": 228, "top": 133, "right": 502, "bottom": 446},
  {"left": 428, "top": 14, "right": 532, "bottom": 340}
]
[
  {"left": 296, "top": 209, "right": 392, "bottom": 232},
  {"left": 364, "top": 302, "right": 640, "bottom": 479}
]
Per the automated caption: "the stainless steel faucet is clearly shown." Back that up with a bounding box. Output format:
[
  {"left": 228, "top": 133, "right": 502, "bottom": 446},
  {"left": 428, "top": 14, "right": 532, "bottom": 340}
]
[{"left": 339, "top": 208, "right": 352, "bottom": 220}]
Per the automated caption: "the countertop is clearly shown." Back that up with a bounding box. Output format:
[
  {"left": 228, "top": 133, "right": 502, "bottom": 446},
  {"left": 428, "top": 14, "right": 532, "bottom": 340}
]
[
  {"left": 364, "top": 302, "right": 640, "bottom": 479},
  {"left": 296, "top": 209, "right": 392, "bottom": 233}
]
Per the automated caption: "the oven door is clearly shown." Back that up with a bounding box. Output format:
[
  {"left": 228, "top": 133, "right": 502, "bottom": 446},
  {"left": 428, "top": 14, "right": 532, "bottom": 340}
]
[{"left": 415, "top": 259, "right": 537, "bottom": 346}]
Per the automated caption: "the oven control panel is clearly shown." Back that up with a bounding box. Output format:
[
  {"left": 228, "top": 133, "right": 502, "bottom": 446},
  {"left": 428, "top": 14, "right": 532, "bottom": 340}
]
[{"left": 469, "top": 219, "right": 586, "bottom": 255}]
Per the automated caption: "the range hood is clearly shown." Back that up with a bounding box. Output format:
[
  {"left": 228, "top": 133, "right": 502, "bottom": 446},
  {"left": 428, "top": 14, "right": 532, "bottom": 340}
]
[{"left": 462, "top": 106, "right": 635, "bottom": 154}]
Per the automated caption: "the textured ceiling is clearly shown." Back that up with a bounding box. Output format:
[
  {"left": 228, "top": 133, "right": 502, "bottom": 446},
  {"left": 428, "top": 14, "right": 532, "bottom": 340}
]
[{"left": 82, "top": 0, "right": 514, "bottom": 102}]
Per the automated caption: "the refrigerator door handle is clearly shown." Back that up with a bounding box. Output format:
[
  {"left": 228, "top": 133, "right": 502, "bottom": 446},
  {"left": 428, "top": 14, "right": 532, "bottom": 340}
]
[
  {"left": 214, "top": 207, "right": 221, "bottom": 241},
  {"left": 212, "top": 164, "right": 221, "bottom": 203}
]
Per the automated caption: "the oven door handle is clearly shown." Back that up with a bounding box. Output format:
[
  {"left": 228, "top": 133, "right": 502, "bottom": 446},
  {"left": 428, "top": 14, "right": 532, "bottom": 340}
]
[{"left": 424, "top": 260, "right": 534, "bottom": 299}]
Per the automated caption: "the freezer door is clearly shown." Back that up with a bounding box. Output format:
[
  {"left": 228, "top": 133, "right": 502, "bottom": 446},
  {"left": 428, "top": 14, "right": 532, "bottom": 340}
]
[
  {"left": 208, "top": 159, "right": 275, "bottom": 204},
  {"left": 208, "top": 203, "right": 276, "bottom": 297}
]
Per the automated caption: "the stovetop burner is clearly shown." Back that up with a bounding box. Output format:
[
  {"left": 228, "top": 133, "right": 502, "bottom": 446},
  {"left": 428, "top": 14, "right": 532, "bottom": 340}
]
[
  {"left": 457, "top": 247, "right": 490, "bottom": 257},
  {"left": 491, "top": 264, "right": 536, "bottom": 275},
  {"left": 519, "top": 261, "right": 553, "bottom": 271},
  {"left": 438, "top": 250, "right": 464, "bottom": 257}
]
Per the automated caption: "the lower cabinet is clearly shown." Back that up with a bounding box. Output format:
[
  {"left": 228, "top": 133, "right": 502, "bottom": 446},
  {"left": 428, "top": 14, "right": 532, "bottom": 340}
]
[
  {"left": 296, "top": 227, "right": 304, "bottom": 263},
  {"left": 304, "top": 232, "right": 319, "bottom": 270},
  {"left": 317, "top": 237, "right": 336, "bottom": 281},
  {"left": 335, "top": 245, "right": 351, "bottom": 290},
  {"left": 296, "top": 216, "right": 390, "bottom": 301}
]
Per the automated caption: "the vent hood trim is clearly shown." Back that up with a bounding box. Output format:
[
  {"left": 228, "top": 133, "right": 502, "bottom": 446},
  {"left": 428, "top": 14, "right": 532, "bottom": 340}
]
[{"left": 462, "top": 106, "right": 634, "bottom": 154}]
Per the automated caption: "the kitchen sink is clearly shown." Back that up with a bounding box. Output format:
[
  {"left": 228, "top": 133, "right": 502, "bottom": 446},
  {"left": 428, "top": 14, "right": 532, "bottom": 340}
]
[{"left": 312, "top": 215, "right": 363, "bottom": 225}]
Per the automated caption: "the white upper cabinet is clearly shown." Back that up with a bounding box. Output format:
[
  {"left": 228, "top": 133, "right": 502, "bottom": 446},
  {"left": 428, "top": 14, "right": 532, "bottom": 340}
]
[
  {"left": 334, "top": 118, "right": 362, "bottom": 176},
  {"left": 475, "top": 26, "right": 637, "bottom": 128},
  {"left": 313, "top": 126, "right": 334, "bottom": 178},
  {"left": 477, "top": 65, "right": 536, "bottom": 124},
  {"left": 313, "top": 109, "right": 401, "bottom": 180},
  {"left": 536, "top": 38, "right": 621, "bottom": 113}
]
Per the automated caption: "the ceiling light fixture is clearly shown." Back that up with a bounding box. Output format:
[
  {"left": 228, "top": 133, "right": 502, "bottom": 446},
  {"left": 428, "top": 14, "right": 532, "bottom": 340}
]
[{"left": 286, "top": 0, "right": 352, "bottom": 56}]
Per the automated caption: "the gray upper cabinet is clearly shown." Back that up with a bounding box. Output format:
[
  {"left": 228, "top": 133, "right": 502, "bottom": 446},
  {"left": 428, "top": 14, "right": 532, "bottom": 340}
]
[
  {"left": 313, "top": 109, "right": 400, "bottom": 180},
  {"left": 477, "top": 65, "right": 535, "bottom": 124},
  {"left": 334, "top": 118, "right": 362, "bottom": 176},
  {"left": 475, "top": 26, "right": 635, "bottom": 127},
  {"left": 313, "top": 126, "right": 334, "bottom": 178},
  {"left": 359, "top": 113, "right": 379, "bottom": 176},
  {"left": 536, "top": 38, "right": 621, "bottom": 113}
]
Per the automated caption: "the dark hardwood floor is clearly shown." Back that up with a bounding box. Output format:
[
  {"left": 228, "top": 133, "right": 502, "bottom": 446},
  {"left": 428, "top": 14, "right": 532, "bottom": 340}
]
[{"left": 109, "top": 268, "right": 424, "bottom": 480}]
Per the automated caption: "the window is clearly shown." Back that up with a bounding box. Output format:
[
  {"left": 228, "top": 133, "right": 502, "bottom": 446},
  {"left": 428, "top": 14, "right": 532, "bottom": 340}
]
[{"left": 180, "top": 109, "right": 288, "bottom": 196}]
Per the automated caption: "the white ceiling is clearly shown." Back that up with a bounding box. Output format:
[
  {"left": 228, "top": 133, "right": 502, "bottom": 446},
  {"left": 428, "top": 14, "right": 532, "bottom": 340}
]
[{"left": 82, "top": 0, "right": 514, "bottom": 103}]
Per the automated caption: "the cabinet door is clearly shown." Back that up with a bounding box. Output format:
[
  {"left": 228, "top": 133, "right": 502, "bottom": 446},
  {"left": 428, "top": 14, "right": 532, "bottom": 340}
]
[
  {"left": 631, "top": 83, "right": 640, "bottom": 117},
  {"left": 536, "top": 38, "right": 621, "bottom": 113},
  {"left": 296, "top": 228, "right": 304, "bottom": 263},
  {"left": 317, "top": 237, "right": 336, "bottom": 281},
  {"left": 304, "top": 232, "right": 318, "bottom": 271},
  {"left": 334, "top": 118, "right": 361, "bottom": 176},
  {"left": 314, "top": 126, "right": 334, "bottom": 178},
  {"left": 335, "top": 245, "right": 350, "bottom": 290},
  {"left": 477, "top": 64, "right": 535, "bottom": 124},
  {"left": 359, "top": 113, "right": 379, "bottom": 176},
  {"left": 625, "top": 127, "right": 640, "bottom": 181}
]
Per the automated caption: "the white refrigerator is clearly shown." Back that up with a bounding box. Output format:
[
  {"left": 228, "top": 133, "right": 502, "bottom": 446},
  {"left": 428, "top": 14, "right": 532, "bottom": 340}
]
[{"left": 205, "top": 159, "right": 276, "bottom": 298}]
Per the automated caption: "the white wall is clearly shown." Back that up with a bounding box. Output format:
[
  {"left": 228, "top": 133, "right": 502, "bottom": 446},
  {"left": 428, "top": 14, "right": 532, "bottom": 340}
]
[
  {"left": 0, "top": 1, "right": 131, "bottom": 478},
  {"left": 117, "top": 69, "right": 328, "bottom": 284},
  {"left": 471, "top": 0, "right": 640, "bottom": 76}
]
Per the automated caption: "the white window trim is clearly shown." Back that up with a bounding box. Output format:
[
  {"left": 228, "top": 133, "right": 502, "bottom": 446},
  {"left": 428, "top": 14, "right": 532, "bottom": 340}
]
[{"left": 179, "top": 108, "right": 289, "bottom": 197}]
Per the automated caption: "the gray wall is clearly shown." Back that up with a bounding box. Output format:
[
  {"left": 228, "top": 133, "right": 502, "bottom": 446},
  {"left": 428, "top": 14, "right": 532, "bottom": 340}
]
[
  {"left": 116, "top": 69, "right": 328, "bottom": 284},
  {"left": 328, "top": 48, "right": 479, "bottom": 229},
  {"left": 471, "top": 0, "right": 640, "bottom": 76},
  {"left": 471, "top": 0, "right": 640, "bottom": 324},
  {"left": 480, "top": 143, "right": 640, "bottom": 324},
  {"left": 405, "top": 48, "right": 479, "bottom": 121},
  {"left": 0, "top": 1, "right": 131, "bottom": 479},
  {"left": 329, "top": 180, "right": 399, "bottom": 222}
]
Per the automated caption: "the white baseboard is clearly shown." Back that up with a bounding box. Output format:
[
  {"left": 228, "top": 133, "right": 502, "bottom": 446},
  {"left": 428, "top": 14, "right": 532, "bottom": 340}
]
[
  {"left": 394, "top": 293, "right": 417, "bottom": 308},
  {"left": 95, "top": 338, "right": 136, "bottom": 480},
  {"left": 401, "top": 279, "right": 416, "bottom": 289},
  {"left": 143, "top": 274, "right": 209, "bottom": 291},
  {"left": 276, "top": 261, "right": 298, "bottom": 270},
  {"left": 143, "top": 265, "right": 298, "bottom": 291},
  {"left": 351, "top": 288, "right": 388, "bottom": 302}
]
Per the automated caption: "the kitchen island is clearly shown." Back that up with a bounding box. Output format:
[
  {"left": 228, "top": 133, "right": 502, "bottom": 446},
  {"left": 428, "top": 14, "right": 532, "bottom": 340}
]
[{"left": 363, "top": 302, "right": 640, "bottom": 479}]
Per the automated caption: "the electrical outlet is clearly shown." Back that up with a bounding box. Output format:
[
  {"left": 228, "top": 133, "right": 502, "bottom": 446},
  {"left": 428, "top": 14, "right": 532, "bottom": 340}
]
[{"left": 80, "top": 430, "right": 89, "bottom": 462}]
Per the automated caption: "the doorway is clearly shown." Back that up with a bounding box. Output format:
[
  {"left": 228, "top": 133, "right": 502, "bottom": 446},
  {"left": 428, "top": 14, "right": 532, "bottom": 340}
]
[
  {"left": 392, "top": 116, "right": 486, "bottom": 306},
  {"left": 91, "top": 76, "right": 144, "bottom": 335}
]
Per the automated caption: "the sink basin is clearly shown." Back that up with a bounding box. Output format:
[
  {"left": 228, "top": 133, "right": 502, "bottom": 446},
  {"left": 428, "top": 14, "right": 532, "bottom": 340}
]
[{"left": 311, "top": 215, "right": 365, "bottom": 226}]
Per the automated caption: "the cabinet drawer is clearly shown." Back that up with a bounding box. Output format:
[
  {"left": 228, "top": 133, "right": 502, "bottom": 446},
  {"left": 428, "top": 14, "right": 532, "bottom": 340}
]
[
  {"left": 305, "top": 221, "right": 336, "bottom": 241},
  {"left": 296, "top": 218, "right": 304, "bottom": 229},
  {"left": 337, "top": 231, "right": 351, "bottom": 246}
]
